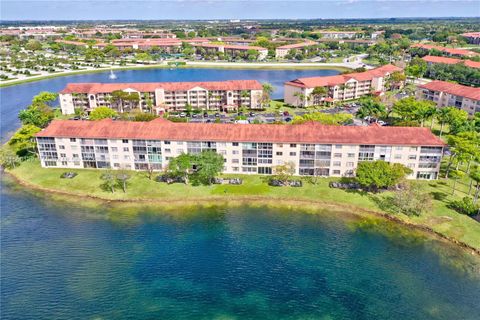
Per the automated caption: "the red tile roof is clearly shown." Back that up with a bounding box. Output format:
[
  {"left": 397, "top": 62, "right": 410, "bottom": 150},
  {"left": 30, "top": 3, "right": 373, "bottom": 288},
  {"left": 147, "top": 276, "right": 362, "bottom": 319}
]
[
  {"left": 419, "top": 80, "right": 480, "bottom": 101},
  {"left": 285, "top": 64, "right": 402, "bottom": 88},
  {"left": 195, "top": 43, "right": 267, "bottom": 51},
  {"left": 36, "top": 119, "right": 445, "bottom": 146},
  {"left": 59, "top": 80, "right": 263, "bottom": 94},
  {"left": 277, "top": 41, "right": 317, "bottom": 50},
  {"left": 422, "top": 55, "right": 480, "bottom": 69},
  {"left": 411, "top": 44, "right": 479, "bottom": 57},
  {"left": 461, "top": 32, "right": 480, "bottom": 38}
]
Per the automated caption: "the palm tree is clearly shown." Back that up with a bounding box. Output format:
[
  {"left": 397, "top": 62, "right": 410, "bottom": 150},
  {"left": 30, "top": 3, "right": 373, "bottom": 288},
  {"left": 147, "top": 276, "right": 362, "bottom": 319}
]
[
  {"left": 311, "top": 86, "right": 328, "bottom": 106},
  {"left": 293, "top": 91, "right": 305, "bottom": 107},
  {"left": 356, "top": 98, "right": 386, "bottom": 122},
  {"left": 261, "top": 82, "right": 275, "bottom": 107},
  {"left": 435, "top": 108, "right": 451, "bottom": 137},
  {"left": 470, "top": 168, "right": 480, "bottom": 204}
]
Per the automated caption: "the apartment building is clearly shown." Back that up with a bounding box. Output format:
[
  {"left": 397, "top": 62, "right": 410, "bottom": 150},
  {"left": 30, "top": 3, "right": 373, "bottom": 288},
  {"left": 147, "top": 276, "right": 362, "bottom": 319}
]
[
  {"left": 194, "top": 43, "right": 268, "bottom": 60},
  {"left": 36, "top": 119, "right": 444, "bottom": 180},
  {"left": 461, "top": 32, "right": 480, "bottom": 45},
  {"left": 59, "top": 80, "right": 264, "bottom": 114},
  {"left": 314, "top": 31, "right": 360, "bottom": 39},
  {"left": 284, "top": 65, "right": 403, "bottom": 107},
  {"left": 416, "top": 80, "right": 480, "bottom": 116},
  {"left": 422, "top": 55, "right": 480, "bottom": 69},
  {"left": 275, "top": 40, "right": 317, "bottom": 59},
  {"left": 411, "top": 44, "right": 479, "bottom": 58}
]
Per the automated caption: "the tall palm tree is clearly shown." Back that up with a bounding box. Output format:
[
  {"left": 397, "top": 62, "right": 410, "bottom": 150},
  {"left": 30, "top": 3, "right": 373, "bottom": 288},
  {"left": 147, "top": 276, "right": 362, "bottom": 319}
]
[{"left": 435, "top": 107, "right": 451, "bottom": 137}]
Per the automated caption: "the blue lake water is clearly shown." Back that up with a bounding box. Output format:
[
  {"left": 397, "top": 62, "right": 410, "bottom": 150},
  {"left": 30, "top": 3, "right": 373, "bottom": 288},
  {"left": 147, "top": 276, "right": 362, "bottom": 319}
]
[{"left": 1, "top": 68, "right": 480, "bottom": 319}]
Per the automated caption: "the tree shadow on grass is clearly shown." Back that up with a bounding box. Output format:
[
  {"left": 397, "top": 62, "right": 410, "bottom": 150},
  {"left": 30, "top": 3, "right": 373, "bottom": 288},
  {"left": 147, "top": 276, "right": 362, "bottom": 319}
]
[
  {"left": 431, "top": 191, "right": 448, "bottom": 202},
  {"left": 368, "top": 194, "right": 398, "bottom": 214}
]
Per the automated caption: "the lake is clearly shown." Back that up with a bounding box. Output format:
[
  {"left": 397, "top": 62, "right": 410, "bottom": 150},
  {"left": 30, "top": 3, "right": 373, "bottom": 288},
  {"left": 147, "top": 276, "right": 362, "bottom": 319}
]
[{"left": 1, "top": 68, "right": 480, "bottom": 319}]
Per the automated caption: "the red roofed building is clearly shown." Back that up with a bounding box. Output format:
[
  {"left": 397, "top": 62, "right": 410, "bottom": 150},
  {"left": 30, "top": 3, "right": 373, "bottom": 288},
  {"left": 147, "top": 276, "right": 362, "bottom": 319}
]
[
  {"left": 36, "top": 119, "right": 444, "bottom": 180},
  {"left": 59, "top": 80, "right": 264, "bottom": 114},
  {"left": 461, "top": 32, "right": 480, "bottom": 45},
  {"left": 275, "top": 40, "right": 317, "bottom": 59},
  {"left": 421, "top": 55, "right": 480, "bottom": 69},
  {"left": 193, "top": 43, "right": 268, "bottom": 60},
  {"left": 411, "top": 44, "right": 479, "bottom": 58},
  {"left": 416, "top": 80, "right": 480, "bottom": 115},
  {"left": 284, "top": 65, "right": 403, "bottom": 106}
]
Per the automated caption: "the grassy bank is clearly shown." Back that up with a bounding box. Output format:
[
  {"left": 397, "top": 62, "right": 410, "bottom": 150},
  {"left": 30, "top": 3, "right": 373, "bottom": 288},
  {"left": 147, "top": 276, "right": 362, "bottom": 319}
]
[
  {"left": 0, "top": 62, "right": 351, "bottom": 88},
  {"left": 7, "top": 160, "right": 480, "bottom": 252}
]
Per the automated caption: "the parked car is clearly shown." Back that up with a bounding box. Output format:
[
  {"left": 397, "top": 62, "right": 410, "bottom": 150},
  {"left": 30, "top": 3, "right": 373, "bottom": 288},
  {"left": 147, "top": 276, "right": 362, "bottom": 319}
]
[
  {"left": 214, "top": 113, "right": 220, "bottom": 118},
  {"left": 285, "top": 117, "right": 292, "bottom": 122},
  {"left": 283, "top": 111, "right": 290, "bottom": 116},
  {"left": 249, "top": 112, "right": 256, "bottom": 117},
  {"left": 203, "top": 112, "right": 209, "bottom": 118},
  {"left": 179, "top": 112, "right": 186, "bottom": 117}
]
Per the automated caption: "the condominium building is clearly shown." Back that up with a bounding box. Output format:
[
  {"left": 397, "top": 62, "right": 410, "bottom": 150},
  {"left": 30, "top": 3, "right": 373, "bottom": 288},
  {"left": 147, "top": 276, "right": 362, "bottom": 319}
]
[
  {"left": 275, "top": 40, "right": 317, "bottom": 59},
  {"left": 194, "top": 43, "right": 268, "bottom": 60},
  {"left": 36, "top": 119, "right": 444, "bottom": 180},
  {"left": 59, "top": 80, "right": 264, "bottom": 114},
  {"left": 461, "top": 32, "right": 480, "bottom": 45},
  {"left": 416, "top": 80, "right": 480, "bottom": 116},
  {"left": 284, "top": 65, "right": 403, "bottom": 107},
  {"left": 422, "top": 55, "right": 480, "bottom": 69},
  {"left": 314, "top": 31, "right": 360, "bottom": 39},
  {"left": 411, "top": 44, "right": 479, "bottom": 58}
]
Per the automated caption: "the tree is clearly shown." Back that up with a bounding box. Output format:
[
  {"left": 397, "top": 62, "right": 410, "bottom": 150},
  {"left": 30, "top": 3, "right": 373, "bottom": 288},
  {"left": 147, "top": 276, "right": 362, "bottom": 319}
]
[
  {"left": 405, "top": 57, "right": 427, "bottom": 78},
  {"left": 310, "top": 86, "right": 328, "bottom": 105},
  {"left": 18, "top": 104, "right": 54, "bottom": 128},
  {"left": 445, "top": 134, "right": 477, "bottom": 178},
  {"left": 101, "top": 171, "right": 116, "bottom": 193},
  {"left": 356, "top": 97, "right": 386, "bottom": 122},
  {"left": 116, "top": 170, "right": 131, "bottom": 193},
  {"left": 271, "top": 162, "right": 296, "bottom": 185},
  {"left": 387, "top": 71, "right": 406, "bottom": 89},
  {"left": 0, "top": 146, "right": 21, "bottom": 169},
  {"left": 356, "top": 161, "right": 412, "bottom": 192},
  {"left": 167, "top": 153, "right": 194, "bottom": 184},
  {"left": 261, "top": 82, "right": 275, "bottom": 107},
  {"left": 450, "top": 169, "right": 465, "bottom": 196},
  {"left": 32, "top": 91, "right": 58, "bottom": 107},
  {"left": 391, "top": 183, "right": 433, "bottom": 216},
  {"left": 469, "top": 169, "right": 480, "bottom": 204},
  {"left": 25, "top": 39, "right": 42, "bottom": 51},
  {"left": 135, "top": 52, "right": 152, "bottom": 63},
  {"left": 192, "top": 150, "right": 225, "bottom": 185},
  {"left": 435, "top": 107, "right": 453, "bottom": 137},
  {"left": 293, "top": 91, "right": 306, "bottom": 106},
  {"left": 8, "top": 125, "right": 41, "bottom": 156},
  {"left": 109, "top": 90, "right": 140, "bottom": 112},
  {"left": 90, "top": 107, "right": 117, "bottom": 120}
]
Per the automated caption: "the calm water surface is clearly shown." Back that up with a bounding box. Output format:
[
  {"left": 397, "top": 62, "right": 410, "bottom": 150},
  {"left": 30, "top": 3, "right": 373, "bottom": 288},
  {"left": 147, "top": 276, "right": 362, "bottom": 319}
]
[
  {"left": 1, "top": 69, "right": 480, "bottom": 319},
  {"left": 1, "top": 180, "right": 480, "bottom": 320}
]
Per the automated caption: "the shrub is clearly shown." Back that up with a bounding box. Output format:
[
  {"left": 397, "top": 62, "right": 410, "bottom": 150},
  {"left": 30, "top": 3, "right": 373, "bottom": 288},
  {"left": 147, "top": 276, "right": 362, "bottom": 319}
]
[{"left": 449, "top": 197, "right": 479, "bottom": 216}]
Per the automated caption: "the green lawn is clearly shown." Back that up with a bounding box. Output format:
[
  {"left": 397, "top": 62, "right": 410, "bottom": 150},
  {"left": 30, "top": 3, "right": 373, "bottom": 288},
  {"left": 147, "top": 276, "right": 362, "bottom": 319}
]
[{"left": 8, "top": 160, "right": 480, "bottom": 251}]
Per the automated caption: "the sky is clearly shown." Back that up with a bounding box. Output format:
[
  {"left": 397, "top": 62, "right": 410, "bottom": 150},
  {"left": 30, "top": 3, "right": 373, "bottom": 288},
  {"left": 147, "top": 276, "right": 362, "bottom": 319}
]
[{"left": 1, "top": 0, "right": 479, "bottom": 21}]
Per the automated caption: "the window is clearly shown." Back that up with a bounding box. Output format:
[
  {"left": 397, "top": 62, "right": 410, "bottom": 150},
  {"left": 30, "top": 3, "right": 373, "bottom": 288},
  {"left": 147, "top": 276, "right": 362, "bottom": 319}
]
[
  {"left": 410, "top": 147, "right": 418, "bottom": 152},
  {"left": 333, "top": 161, "right": 341, "bottom": 166},
  {"left": 114, "top": 163, "right": 120, "bottom": 168},
  {"left": 394, "top": 154, "right": 402, "bottom": 159},
  {"left": 346, "top": 162, "right": 354, "bottom": 167},
  {"left": 289, "top": 152, "right": 296, "bottom": 156},
  {"left": 59, "top": 145, "right": 65, "bottom": 150},
  {"left": 333, "top": 170, "right": 341, "bottom": 175},
  {"left": 123, "top": 147, "right": 129, "bottom": 152},
  {"left": 408, "top": 155, "right": 416, "bottom": 160},
  {"left": 232, "top": 142, "right": 239, "bottom": 146},
  {"left": 277, "top": 144, "right": 283, "bottom": 148},
  {"left": 164, "top": 149, "right": 171, "bottom": 153},
  {"left": 347, "top": 153, "right": 355, "bottom": 158},
  {"left": 70, "top": 138, "right": 76, "bottom": 142},
  {"left": 334, "top": 153, "right": 342, "bottom": 158},
  {"left": 232, "top": 150, "right": 239, "bottom": 155},
  {"left": 164, "top": 141, "right": 171, "bottom": 145},
  {"left": 111, "top": 147, "right": 118, "bottom": 152},
  {"left": 112, "top": 155, "right": 119, "bottom": 160},
  {"left": 61, "top": 161, "right": 68, "bottom": 166},
  {"left": 290, "top": 144, "right": 297, "bottom": 148},
  {"left": 72, "top": 154, "right": 79, "bottom": 159},
  {"left": 124, "top": 155, "right": 130, "bottom": 160},
  {"left": 122, "top": 139, "right": 129, "bottom": 143},
  {"left": 408, "top": 163, "right": 415, "bottom": 169},
  {"left": 232, "top": 159, "right": 239, "bottom": 164},
  {"left": 60, "top": 153, "right": 66, "bottom": 158},
  {"left": 335, "top": 145, "right": 342, "bottom": 149},
  {"left": 395, "top": 146, "right": 403, "bottom": 151},
  {"left": 232, "top": 167, "right": 239, "bottom": 172},
  {"left": 219, "top": 150, "right": 227, "bottom": 155},
  {"left": 177, "top": 141, "right": 184, "bottom": 145},
  {"left": 276, "top": 151, "right": 283, "bottom": 156},
  {"left": 258, "top": 167, "right": 272, "bottom": 174}
]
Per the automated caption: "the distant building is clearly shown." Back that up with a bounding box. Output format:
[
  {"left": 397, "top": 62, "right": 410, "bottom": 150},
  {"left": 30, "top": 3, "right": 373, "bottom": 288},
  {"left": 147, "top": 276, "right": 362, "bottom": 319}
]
[
  {"left": 416, "top": 80, "right": 480, "bottom": 116},
  {"left": 194, "top": 43, "right": 268, "bottom": 60},
  {"left": 284, "top": 65, "right": 403, "bottom": 107},
  {"left": 461, "top": 32, "right": 480, "bottom": 45},
  {"left": 411, "top": 44, "right": 479, "bottom": 58},
  {"left": 315, "top": 30, "right": 360, "bottom": 39},
  {"left": 421, "top": 55, "right": 480, "bottom": 69},
  {"left": 59, "top": 80, "right": 264, "bottom": 114},
  {"left": 36, "top": 119, "right": 444, "bottom": 180},
  {"left": 275, "top": 40, "right": 317, "bottom": 59}
]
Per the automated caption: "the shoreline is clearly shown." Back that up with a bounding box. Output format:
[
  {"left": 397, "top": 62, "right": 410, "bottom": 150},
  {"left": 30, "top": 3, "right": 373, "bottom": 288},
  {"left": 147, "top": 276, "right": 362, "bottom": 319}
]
[
  {"left": 5, "top": 170, "right": 479, "bottom": 256},
  {"left": 0, "top": 62, "right": 352, "bottom": 88}
]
